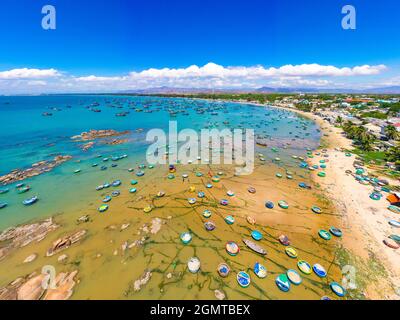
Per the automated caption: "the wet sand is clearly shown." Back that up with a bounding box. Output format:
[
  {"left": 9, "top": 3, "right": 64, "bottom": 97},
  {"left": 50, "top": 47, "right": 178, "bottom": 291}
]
[
  {"left": 0, "top": 155, "right": 343, "bottom": 300},
  {"left": 268, "top": 105, "right": 400, "bottom": 300}
]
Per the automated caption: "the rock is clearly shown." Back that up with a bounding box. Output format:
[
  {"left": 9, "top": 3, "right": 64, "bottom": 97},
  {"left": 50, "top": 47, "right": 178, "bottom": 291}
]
[
  {"left": 0, "top": 156, "right": 72, "bottom": 185},
  {"left": 46, "top": 230, "right": 87, "bottom": 257},
  {"left": 113, "top": 250, "right": 118, "bottom": 256},
  {"left": 133, "top": 270, "right": 152, "bottom": 292},
  {"left": 214, "top": 289, "right": 226, "bottom": 300},
  {"left": 71, "top": 129, "right": 130, "bottom": 141},
  {"left": 43, "top": 270, "right": 78, "bottom": 300},
  {"left": 121, "top": 223, "right": 130, "bottom": 231},
  {"left": 23, "top": 254, "right": 38, "bottom": 264},
  {"left": 150, "top": 218, "right": 163, "bottom": 234},
  {"left": 0, "top": 218, "right": 59, "bottom": 261},
  {"left": 17, "top": 274, "right": 46, "bottom": 300},
  {"left": 121, "top": 241, "right": 128, "bottom": 253},
  {"left": 57, "top": 254, "right": 68, "bottom": 263},
  {"left": 77, "top": 215, "right": 90, "bottom": 224},
  {"left": 166, "top": 273, "right": 172, "bottom": 279}
]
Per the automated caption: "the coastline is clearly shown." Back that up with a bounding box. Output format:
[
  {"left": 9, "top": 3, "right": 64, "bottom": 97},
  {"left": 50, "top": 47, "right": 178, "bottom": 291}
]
[
  {"left": 252, "top": 101, "right": 400, "bottom": 299},
  {"left": 1, "top": 95, "right": 398, "bottom": 300}
]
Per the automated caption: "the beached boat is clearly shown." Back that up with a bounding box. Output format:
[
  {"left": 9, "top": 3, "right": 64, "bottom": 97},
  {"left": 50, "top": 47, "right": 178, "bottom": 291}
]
[
  {"left": 312, "top": 263, "right": 327, "bottom": 277},
  {"left": 329, "top": 226, "right": 342, "bottom": 237},
  {"left": 253, "top": 262, "right": 267, "bottom": 278},
  {"left": 98, "top": 204, "right": 109, "bottom": 213},
  {"left": 225, "top": 241, "right": 240, "bottom": 256},
  {"left": 388, "top": 220, "right": 400, "bottom": 228},
  {"left": 203, "top": 210, "right": 212, "bottom": 218},
  {"left": 251, "top": 230, "right": 263, "bottom": 241},
  {"left": 297, "top": 260, "right": 311, "bottom": 274},
  {"left": 278, "top": 234, "right": 290, "bottom": 246},
  {"left": 204, "top": 221, "right": 216, "bottom": 231},
  {"left": 224, "top": 215, "right": 235, "bottom": 225},
  {"left": 111, "top": 180, "right": 122, "bottom": 187},
  {"left": 242, "top": 239, "right": 267, "bottom": 255},
  {"left": 275, "top": 274, "right": 290, "bottom": 292},
  {"left": 287, "top": 269, "right": 302, "bottom": 285},
  {"left": 278, "top": 200, "right": 289, "bottom": 209},
  {"left": 237, "top": 271, "right": 251, "bottom": 288},
  {"left": 311, "top": 206, "right": 322, "bottom": 214},
  {"left": 187, "top": 257, "right": 201, "bottom": 273},
  {"left": 330, "top": 282, "right": 346, "bottom": 297},
  {"left": 285, "top": 246, "right": 298, "bottom": 258},
  {"left": 217, "top": 263, "right": 230, "bottom": 277},
  {"left": 265, "top": 201, "right": 274, "bottom": 209},
  {"left": 383, "top": 238, "right": 399, "bottom": 249},
  {"left": 319, "top": 229, "right": 332, "bottom": 240},
  {"left": 180, "top": 232, "right": 192, "bottom": 244}
]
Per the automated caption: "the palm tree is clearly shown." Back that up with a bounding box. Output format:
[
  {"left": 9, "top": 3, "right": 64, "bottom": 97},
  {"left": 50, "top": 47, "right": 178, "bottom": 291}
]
[
  {"left": 385, "top": 144, "right": 400, "bottom": 166},
  {"left": 385, "top": 125, "right": 399, "bottom": 140}
]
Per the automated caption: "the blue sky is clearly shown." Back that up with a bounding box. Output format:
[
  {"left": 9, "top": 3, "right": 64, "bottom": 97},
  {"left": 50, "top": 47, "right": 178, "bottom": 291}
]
[{"left": 0, "top": 0, "right": 399, "bottom": 93}]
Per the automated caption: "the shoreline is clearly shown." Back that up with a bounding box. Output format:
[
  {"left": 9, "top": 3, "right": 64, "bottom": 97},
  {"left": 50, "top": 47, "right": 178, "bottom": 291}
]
[
  {"left": 245, "top": 101, "right": 400, "bottom": 299},
  {"left": 0, "top": 96, "right": 398, "bottom": 300}
]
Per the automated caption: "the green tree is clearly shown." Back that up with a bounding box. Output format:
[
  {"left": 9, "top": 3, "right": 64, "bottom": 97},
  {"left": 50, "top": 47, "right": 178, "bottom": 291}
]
[{"left": 385, "top": 125, "right": 399, "bottom": 140}]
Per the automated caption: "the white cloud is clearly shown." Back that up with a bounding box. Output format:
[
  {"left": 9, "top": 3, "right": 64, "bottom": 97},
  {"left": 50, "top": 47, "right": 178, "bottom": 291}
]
[
  {"left": 0, "top": 68, "right": 60, "bottom": 80},
  {"left": 0, "top": 62, "right": 391, "bottom": 93},
  {"left": 130, "top": 62, "right": 387, "bottom": 79}
]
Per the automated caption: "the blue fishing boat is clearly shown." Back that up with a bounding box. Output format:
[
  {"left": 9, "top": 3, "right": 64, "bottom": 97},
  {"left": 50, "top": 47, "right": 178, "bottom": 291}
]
[
  {"left": 0, "top": 188, "right": 9, "bottom": 194},
  {"left": 0, "top": 202, "right": 8, "bottom": 209},
  {"left": 23, "top": 196, "right": 38, "bottom": 206}
]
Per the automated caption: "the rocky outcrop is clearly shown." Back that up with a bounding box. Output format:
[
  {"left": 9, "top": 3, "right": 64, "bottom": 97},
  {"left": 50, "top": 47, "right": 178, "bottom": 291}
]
[
  {"left": 71, "top": 129, "right": 130, "bottom": 141},
  {"left": 0, "top": 155, "right": 72, "bottom": 185},
  {"left": 0, "top": 270, "right": 78, "bottom": 300},
  {"left": 46, "top": 230, "right": 87, "bottom": 257},
  {"left": 133, "top": 270, "right": 152, "bottom": 292},
  {"left": 0, "top": 218, "right": 59, "bottom": 261}
]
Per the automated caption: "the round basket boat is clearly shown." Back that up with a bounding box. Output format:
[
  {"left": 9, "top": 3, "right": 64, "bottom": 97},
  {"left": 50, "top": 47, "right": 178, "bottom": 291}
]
[
  {"left": 226, "top": 241, "right": 240, "bottom": 256},
  {"left": 217, "top": 263, "right": 230, "bottom": 277},
  {"left": 275, "top": 274, "right": 290, "bottom": 292},
  {"left": 330, "top": 282, "right": 346, "bottom": 297},
  {"left": 253, "top": 262, "right": 267, "bottom": 279},
  {"left": 297, "top": 260, "right": 312, "bottom": 275},
  {"left": 203, "top": 210, "right": 212, "bottom": 218},
  {"left": 319, "top": 229, "right": 332, "bottom": 240},
  {"left": 287, "top": 269, "right": 302, "bottom": 285},
  {"left": 251, "top": 230, "right": 263, "bottom": 241},
  {"left": 237, "top": 271, "right": 251, "bottom": 288},
  {"left": 311, "top": 206, "right": 322, "bottom": 214},
  {"left": 313, "top": 263, "right": 327, "bottom": 278},
  {"left": 278, "top": 200, "right": 289, "bottom": 209},
  {"left": 285, "top": 247, "right": 298, "bottom": 258},
  {"left": 180, "top": 232, "right": 192, "bottom": 244},
  {"left": 329, "top": 226, "right": 342, "bottom": 237},
  {"left": 98, "top": 204, "right": 109, "bottom": 213},
  {"left": 225, "top": 215, "right": 235, "bottom": 225}
]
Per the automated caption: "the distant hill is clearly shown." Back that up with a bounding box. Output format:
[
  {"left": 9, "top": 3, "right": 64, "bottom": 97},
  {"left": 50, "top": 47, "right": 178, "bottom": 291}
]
[{"left": 119, "top": 85, "right": 400, "bottom": 95}]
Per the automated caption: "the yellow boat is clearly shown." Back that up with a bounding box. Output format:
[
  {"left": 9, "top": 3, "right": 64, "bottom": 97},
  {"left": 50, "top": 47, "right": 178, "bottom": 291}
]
[{"left": 285, "top": 246, "right": 298, "bottom": 258}]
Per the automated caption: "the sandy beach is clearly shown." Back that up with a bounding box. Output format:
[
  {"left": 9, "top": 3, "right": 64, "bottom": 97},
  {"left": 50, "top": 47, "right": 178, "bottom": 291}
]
[{"left": 275, "top": 106, "right": 400, "bottom": 299}]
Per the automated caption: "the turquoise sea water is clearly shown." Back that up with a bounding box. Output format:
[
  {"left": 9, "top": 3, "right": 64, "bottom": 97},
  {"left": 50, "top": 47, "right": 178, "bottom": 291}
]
[{"left": 0, "top": 95, "right": 321, "bottom": 229}]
